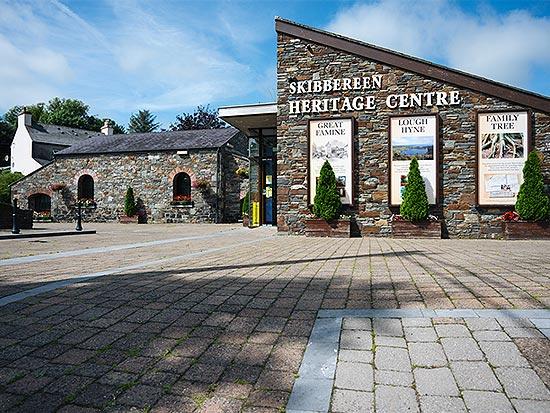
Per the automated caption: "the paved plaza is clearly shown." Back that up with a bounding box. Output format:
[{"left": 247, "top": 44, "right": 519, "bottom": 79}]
[{"left": 0, "top": 223, "right": 549, "bottom": 412}]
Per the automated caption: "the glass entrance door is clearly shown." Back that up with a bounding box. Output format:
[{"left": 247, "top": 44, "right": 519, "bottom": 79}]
[{"left": 262, "top": 158, "right": 273, "bottom": 224}]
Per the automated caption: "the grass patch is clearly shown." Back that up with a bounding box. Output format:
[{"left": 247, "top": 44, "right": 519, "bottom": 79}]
[
  {"left": 191, "top": 393, "right": 209, "bottom": 408},
  {"left": 126, "top": 347, "right": 141, "bottom": 358},
  {"left": 118, "top": 380, "right": 138, "bottom": 392}
]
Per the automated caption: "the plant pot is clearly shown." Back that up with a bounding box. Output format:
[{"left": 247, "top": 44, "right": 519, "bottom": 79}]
[
  {"left": 119, "top": 215, "right": 139, "bottom": 224},
  {"left": 304, "top": 218, "right": 351, "bottom": 238},
  {"left": 502, "top": 221, "right": 550, "bottom": 240},
  {"left": 242, "top": 215, "right": 250, "bottom": 227},
  {"left": 391, "top": 220, "right": 442, "bottom": 238}
]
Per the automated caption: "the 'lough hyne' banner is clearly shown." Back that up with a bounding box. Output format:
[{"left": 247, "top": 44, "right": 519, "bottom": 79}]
[
  {"left": 309, "top": 118, "right": 353, "bottom": 205},
  {"left": 477, "top": 111, "right": 529, "bottom": 206},
  {"left": 390, "top": 115, "right": 438, "bottom": 205}
]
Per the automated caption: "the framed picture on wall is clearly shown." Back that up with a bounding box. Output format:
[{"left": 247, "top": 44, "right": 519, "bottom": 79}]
[
  {"left": 389, "top": 114, "right": 439, "bottom": 206},
  {"left": 308, "top": 117, "right": 354, "bottom": 205},
  {"left": 476, "top": 110, "right": 530, "bottom": 206}
]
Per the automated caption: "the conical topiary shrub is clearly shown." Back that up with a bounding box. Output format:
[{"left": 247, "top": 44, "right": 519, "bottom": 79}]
[
  {"left": 400, "top": 157, "right": 429, "bottom": 222},
  {"left": 313, "top": 160, "right": 342, "bottom": 220},
  {"left": 124, "top": 186, "right": 137, "bottom": 217},
  {"left": 515, "top": 151, "right": 549, "bottom": 221}
]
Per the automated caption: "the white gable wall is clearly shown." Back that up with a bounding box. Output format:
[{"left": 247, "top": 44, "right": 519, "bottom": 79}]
[{"left": 11, "top": 116, "right": 41, "bottom": 176}]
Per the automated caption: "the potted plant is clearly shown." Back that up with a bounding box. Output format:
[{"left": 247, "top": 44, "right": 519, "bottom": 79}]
[
  {"left": 391, "top": 158, "right": 441, "bottom": 238},
  {"left": 305, "top": 161, "right": 350, "bottom": 237},
  {"left": 502, "top": 151, "right": 549, "bottom": 239},
  {"left": 241, "top": 191, "right": 250, "bottom": 227},
  {"left": 119, "top": 186, "right": 139, "bottom": 223}
]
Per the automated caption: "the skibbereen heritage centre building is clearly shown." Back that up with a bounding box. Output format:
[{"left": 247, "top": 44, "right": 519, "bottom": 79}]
[{"left": 11, "top": 18, "right": 550, "bottom": 238}]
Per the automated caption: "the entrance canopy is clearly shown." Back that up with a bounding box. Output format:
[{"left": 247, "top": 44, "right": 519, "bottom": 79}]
[{"left": 219, "top": 102, "right": 276, "bottom": 136}]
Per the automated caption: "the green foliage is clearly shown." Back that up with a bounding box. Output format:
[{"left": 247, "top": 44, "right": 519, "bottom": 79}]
[
  {"left": 400, "top": 158, "right": 430, "bottom": 222},
  {"left": 0, "top": 170, "right": 23, "bottom": 204},
  {"left": 124, "top": 187, "right": 137, "bottom": 217},
  {"left": 241, "top": 191, "right": 250, "bottom": 216},
  {"left": 170, "top": 105, "right": 226, "bottom": 131},
  {"left": 313, "top": 160, "right": 341, "bottom": 220},
  {"left": 4, "top": 98, "right": 125, "bottom": 134},
  {"left": 515, "top": 151, "right": 550, "bottom": 221},
  {"left": 128, "top": 109, "right": 160, "bottom": 133}
]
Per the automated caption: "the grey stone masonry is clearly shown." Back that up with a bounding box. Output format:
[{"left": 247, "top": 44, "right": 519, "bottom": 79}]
[
  {"left": 276, "top": 31, "right": 550, "bottom": 238},
  {"left": 11, "top": 133, "right": 249, "bottom": 224}
]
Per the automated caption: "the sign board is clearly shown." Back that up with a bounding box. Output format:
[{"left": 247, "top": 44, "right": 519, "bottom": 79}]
[
  {"left": 477, "top": 111, "right": 529, "bottom": 206},
  {"left": 389, "top": 115, "right": 438, "bottom": 205},
  {"left": 309, "top": 118, "right": 354, "bottom": 205}
]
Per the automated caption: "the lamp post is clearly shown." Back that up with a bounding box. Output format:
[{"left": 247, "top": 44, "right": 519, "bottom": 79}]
[
  {"left": 11, "top": 198, "right": 20, "bottom": 234},
  {"left": 75, "top": 200, "right": 83, "bottom": 231}
]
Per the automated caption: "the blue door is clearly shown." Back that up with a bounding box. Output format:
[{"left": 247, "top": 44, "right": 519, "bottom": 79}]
[{"left": 263, "top": 158, "right": 273, "bottom": 225}]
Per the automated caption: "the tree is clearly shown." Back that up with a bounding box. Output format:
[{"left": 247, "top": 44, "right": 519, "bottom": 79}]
[
  {"left": 400, "top": 157, "right": 430, "bottom": 222},
  {"left": 313, "top": 160, "right": 341, "bottom": 220},
  {"left": 515, "top": 151, "right": 550, "bottom": 221},
  {"left": 124, "top": 186, "right": 137, "bottom": 217},
  {"left": 0, "top": 170, "right": 23, "bottom": 204},
  {"left": 3, "top": 98, "right": 125, "bottom": 134},
  {"left": 170, "top": 105, "right": 226, "bottom": 131},
  {"left": 241, "top": 191, "right": 250, "bottom": 217},
  {"left": 128, "top": 110, "right": 160, "bottom": 133}
]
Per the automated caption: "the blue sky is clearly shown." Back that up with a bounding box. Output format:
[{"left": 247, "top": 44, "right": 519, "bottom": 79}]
[{"left": 1, "top": 0, "right": 549, "bottom": 129}]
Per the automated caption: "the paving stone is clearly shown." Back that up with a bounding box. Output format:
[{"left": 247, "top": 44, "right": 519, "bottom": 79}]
[
  {"left": 404, "top": 326, "right": 438, "bottom": 342},
  {"left": 478, "top": 341, "right": 529, "bottom": 367},
  {"left": 401, "top": 318, "right": 432, "bottom": 327},
  {"left": 419, "top": 396, "right": 467, "bottom": 413},
  {"left": 331, "top": 388, "right": 373, "bottom": 412},
  {"left": 374, "top": 336, "right": 406, "bottom": 348},
  {"left": 462, "top": 390, "right": 515, "bottom": 413},
  {"left": 183, "top": 363, "right": 225, "bottom": 383},
  {"left": 441, "top": 337, "right": 483, "bottom": 361},
  {"left": 335, "top": 361, "right": 373, "bottom": 391},
  {"left": 374, "top": 346, "right": 411, "bottom": 371},
  {"left": 495, "top": 367, "right": 550, "bottom": 400},
  {"left": 375, "top": 385, "right": 418, "bottom": 413},
  {"left": 511, "top": 399, "right": 550, "bottom": 413},
  {"left": 503, "top": 327, "right": 545, "bottom": 338},
  {"left": 342, "top": 318, "right": 371, "bottom": 330},
  {"left": 408, "top": 342, "right": 447, "bottom": 367},
  {"left": 152, "top": 394, "right": 196, "bottom": 413},
  {"left": 451, "top": 361, "right": 502, "bottom": 391},
  {"left": 374, "top": 369, "right": 413, "bottom": 386},
  {"left": 373, "top": 318, "right": 403, "bottom": 337},
  {"left": 464, "top": 318, "right": 501, "bottom": 331},
  {"left": 414, "top": 367, "right": 459, "bottom": 396},
  {"left": 286, "top": 377, "right": 332, "bottom": 412},
  {"left": 497, "top": 318, "right": 535, "bottom": 328},
  {"left": 435, "top": 324, "right": 471, "bottom": 337},
  {"left": 338, "top": 349, "right": 373, "bottom": 364},
  {"left": 118, "top": 384, "right": 163, "bottom": 407},
  {"left": 340, "top": 329, "right": 372, "bottom": 350},
  {"left": 472, "top": 330, "right": 511, "bottom": 341},
  {"left": 199, "top": 396, "right": 243, "bottom": 413},
  {"left": 256, "top": 369, "right": 294, "bottom": 391}
]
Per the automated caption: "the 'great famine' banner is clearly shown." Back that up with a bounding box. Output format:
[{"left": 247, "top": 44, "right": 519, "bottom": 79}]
[
  {"left": 477, "top": 111, "right": 529, "bottom": 206},
  {"left": 390, "top": 115, "right": 438, "bottom": 205},
  {"left": 309, "top": 118, "right": 354, "bottom": 205}
]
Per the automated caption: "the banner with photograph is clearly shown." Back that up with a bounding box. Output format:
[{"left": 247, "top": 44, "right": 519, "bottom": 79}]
[
  {"left": 477, "top": 111, "right": 529, "bottom": 206},
  {"left": 309, "top": 118, "right": 353, "bottom": 205},
  {"left": 390, "top": 115, "right": 437, "bottom": 205}
]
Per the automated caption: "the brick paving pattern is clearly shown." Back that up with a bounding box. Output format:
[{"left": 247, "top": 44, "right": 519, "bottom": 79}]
[{"left": 0, "top": 223, "right": 549, "bottom": 412}]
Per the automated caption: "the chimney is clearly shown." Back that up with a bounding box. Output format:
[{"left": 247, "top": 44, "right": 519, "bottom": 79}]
[
  {"left": 101, "top": 119, "right": 113, "bottom": 135},
  {"left": 18, "top": 107, "right": 32, "bottom": 128}
]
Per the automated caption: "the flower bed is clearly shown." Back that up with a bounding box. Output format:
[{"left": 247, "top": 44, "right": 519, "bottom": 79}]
[{"left": 390, "top": 215, "right": 441, "bottom": 238}]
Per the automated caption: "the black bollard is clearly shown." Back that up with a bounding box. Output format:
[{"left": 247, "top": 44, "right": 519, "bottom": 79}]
[
  {"left": 75, "top": 201, "right": 83, "bottom": 231},
  {"left": 11, "top": 198, "right": 20, "bottom": 234}
]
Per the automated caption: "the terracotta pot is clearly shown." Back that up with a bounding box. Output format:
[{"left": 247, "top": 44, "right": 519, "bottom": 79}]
[
  {"left": 304, "top": 218, "right": 351, "bottom": 238},
  {"left": 242, "top": 215, "right": 250, "bottom": 227},
  {"left": 119, "top": 215, "right": 139, "bottom": 224},
  {"left": 502, "top": 221, "right": 550, "bottom": 240},
  {"left": 391, "top": 220, "right": 441, "bottom": 238}
]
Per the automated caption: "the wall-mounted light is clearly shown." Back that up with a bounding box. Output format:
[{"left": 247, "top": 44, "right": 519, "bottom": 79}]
[{"left": 177, "top": 150, "right": 189, "bottom": 156}]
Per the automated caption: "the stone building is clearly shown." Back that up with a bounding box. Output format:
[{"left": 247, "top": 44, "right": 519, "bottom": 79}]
[
  {"left": 11, "top": 128, "right": 248, "bottom": 223},
  {"left": 220, "top": 18, "right": 550, "bottom": 238}
]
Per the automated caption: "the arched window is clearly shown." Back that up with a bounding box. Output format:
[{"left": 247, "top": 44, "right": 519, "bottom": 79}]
[
  {"left": 173, "top": 172, "right": 191, "bottom": 202},
  {"left": 78, "top": 175, "right": 94, "bottom": 200},
  {"left": 28, "top": 193, "right": 51, "bottom": 212}
]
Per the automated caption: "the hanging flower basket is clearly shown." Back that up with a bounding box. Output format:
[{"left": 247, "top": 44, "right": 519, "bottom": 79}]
[
  {"left": 49, "top": 183, "right": 66, "bottom": 191},
  {"left": 235, "top": 167, "right": 249, "bottom": 179},
  {"left": 193, "top": 179, "right": 211, "bottom": 191}
]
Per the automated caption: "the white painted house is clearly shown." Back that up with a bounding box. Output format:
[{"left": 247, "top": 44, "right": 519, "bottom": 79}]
[{"left": 11, "top": 109, "right": 113, "bottom": 175}]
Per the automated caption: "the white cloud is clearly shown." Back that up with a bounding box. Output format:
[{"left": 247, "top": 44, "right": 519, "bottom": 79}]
[{"left": 326, "top": 0, "right": 550, "bottom": 91}]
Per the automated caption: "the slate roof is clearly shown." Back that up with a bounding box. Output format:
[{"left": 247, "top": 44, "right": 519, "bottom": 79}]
[
  {"left": 56, "top": 128, "right": 240, "bottom": 156},
  {"left": 27, "top": 123, "right": 103, "bottom": 146}
]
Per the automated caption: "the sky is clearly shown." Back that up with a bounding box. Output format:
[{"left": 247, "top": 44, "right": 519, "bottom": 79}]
[{"left": 1, "top": 0, "right": 549, "bottom": 129}]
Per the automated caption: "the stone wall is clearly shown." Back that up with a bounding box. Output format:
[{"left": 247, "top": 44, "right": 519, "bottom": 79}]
[
  {"left": 276, "top": 33, "right": 550, "bottom": 238},
  {"left": 12, "top": 143, "right": 247, "bottom": 224}
]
